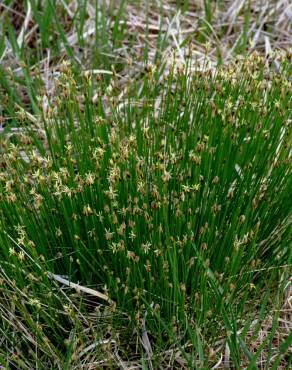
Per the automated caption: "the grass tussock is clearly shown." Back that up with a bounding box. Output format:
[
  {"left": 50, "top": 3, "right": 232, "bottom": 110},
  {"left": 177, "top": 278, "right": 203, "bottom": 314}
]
[
  {"left": 0, "top": 1, "right": 291, "bottom": 369},
  {"left": 0, "top": 51, "right": 292, "bottom": 368}
]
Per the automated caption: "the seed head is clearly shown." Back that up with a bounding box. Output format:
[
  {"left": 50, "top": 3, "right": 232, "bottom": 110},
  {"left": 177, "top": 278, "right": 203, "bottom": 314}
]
[{"left": 83, "top": 204, "right": 93, "bottom": 216}]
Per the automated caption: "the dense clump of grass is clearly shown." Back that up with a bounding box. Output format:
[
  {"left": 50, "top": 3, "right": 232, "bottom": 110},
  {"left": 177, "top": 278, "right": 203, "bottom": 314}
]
[{"left": 0, "top": 52, "right": 291, "bottom": 368}]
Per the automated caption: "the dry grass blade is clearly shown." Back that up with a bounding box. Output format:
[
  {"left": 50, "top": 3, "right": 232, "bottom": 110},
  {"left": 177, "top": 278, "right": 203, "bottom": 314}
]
[
  {"left": 141, "top": 308, "right": 154, "bottom": 370},
  {"left": 48, "top": 273, "right": 115, "bottom": 305}
]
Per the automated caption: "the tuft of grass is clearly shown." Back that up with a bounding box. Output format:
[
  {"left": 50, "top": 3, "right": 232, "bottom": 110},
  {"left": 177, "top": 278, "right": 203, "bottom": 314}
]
[
  {"left": 0, "top": 1, "right": 292, "bottom": 368},
  {"left": 0, "top": 50, "right": 291, "bottom": 368}
]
